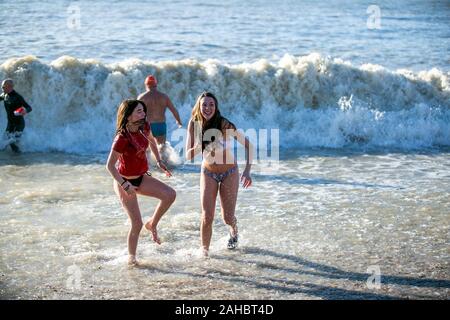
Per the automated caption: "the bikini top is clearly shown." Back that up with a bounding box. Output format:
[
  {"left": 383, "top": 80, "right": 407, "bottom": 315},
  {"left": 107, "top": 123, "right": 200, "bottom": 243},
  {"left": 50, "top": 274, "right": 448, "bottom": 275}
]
[{"left": 208, "top": 136, "right": 235, "bottom": 152}]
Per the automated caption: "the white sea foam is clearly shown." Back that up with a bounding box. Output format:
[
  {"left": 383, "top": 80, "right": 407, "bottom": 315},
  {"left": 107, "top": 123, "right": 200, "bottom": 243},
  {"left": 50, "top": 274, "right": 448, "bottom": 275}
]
[{"left": 0, "top": 54, "right": 448, "bottom": 153}]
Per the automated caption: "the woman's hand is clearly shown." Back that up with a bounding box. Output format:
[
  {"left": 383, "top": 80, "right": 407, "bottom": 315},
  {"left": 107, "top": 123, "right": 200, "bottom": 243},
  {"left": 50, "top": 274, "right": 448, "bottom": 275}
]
[
  {"left": 122, "top": 181, "right": 137, "bottom": 196},
  {"left": 157, "top": 160, "right": 172, "bottom": 177},
  {"left": 240, "top": 169, "right": 252, "bottom": 189},
  {"left": 203, "top": 141, "right": 225, "bottom": 165}
]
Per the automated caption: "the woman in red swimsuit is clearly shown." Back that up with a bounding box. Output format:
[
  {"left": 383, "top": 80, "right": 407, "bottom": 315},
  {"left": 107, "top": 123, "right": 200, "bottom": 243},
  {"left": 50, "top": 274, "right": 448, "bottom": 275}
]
[{"left": 106, "top": 99, "right": 176, "bottom": 266}]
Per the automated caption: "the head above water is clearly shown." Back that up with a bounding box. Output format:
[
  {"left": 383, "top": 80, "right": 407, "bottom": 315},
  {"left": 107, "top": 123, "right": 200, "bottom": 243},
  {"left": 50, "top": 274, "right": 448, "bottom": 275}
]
[
  {"left": 116, "top": 99, "right": 147, "bottom": 134},
  {"left": 1, "top": 79, "right": 14, "bottom": 94},
  {"left": 145, "top": 75, "right": 158, "bottom": 89},
  {"left": 191, "top": 91, "right": 236, "bottom": 150},
  {"left": 192, "top": 91, "right": 220, "bottom": 123}
]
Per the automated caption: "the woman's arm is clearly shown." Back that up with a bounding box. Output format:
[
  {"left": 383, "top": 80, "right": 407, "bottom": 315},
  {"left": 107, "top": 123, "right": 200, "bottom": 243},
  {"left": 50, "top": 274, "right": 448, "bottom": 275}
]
[
  {"left": 224, "top": 122, "right": 254, "bottom": 170},
  {"left": 227, "top": 125, "right": 254, "bottom": 188},
  {"left": 106, "top": 149, "right": 126, "bottom": 184},
  {"left": 185, "top": 119, "right": 202, "bottom": 160},
  {"left": 235, "top": 130, "right": 254, "bottom": 170},
  {"left": 106, "top": 149, "right": 135, "bottom": 194}
]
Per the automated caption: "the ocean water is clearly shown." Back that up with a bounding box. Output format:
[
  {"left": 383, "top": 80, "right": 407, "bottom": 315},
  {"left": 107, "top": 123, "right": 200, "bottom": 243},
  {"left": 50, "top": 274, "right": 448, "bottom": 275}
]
[
  {"left": 0, "top": 0, "right": 449, "bottom": 300},
  {"left": 1, "top": 151, "right": 449, "bottom": 299},
  {"left": 1, "top": 0, "right": 449, "bottom": 71}
]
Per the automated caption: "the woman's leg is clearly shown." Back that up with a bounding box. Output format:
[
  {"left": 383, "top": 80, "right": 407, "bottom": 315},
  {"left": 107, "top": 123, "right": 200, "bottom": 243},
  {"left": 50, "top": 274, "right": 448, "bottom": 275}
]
[
  {"left": 219, "top": 167, "right": 240, "bottom": 238},
  {"left": 114, "top": 182, "right": 143, "bottom": 264},
  {"left": 136, "top": 174, "right": 176, "bottom": 244},
  {"left": 200, "top": 172, "right": 219, "bottom": 255}
]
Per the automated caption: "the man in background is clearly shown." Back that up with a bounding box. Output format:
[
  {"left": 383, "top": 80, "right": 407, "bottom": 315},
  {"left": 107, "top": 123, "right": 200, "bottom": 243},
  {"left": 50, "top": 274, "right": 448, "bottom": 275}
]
[
  {"left": 138, "top": 75, "right": 182, "bottom": 148},
  {"left": 0, "top": 79, "right": 32, "bottom": 153}
]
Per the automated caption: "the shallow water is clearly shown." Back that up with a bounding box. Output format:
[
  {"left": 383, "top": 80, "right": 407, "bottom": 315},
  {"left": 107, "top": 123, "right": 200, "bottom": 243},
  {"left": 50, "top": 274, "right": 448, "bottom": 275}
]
[
  {"left": 1, "top": 149, "right": 448, "bottom": 299},
  {"left": 1, "top": 0, "right": 449, "bottom": 301}
]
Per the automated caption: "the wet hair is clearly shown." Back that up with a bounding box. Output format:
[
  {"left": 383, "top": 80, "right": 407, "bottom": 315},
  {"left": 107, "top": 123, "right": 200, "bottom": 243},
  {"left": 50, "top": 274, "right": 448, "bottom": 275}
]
[
  {"left": 190, "top": 91, "right": 236, "bottom": 150},
  {"left": 115, "top": 99, "right": 147, "bottom": 135}
]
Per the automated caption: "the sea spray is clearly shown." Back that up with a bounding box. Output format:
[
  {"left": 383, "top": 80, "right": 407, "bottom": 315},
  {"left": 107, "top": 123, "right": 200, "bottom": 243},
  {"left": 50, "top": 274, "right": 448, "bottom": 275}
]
[{"left": 1, "top": 54, "right": 448, "bottom": 153}]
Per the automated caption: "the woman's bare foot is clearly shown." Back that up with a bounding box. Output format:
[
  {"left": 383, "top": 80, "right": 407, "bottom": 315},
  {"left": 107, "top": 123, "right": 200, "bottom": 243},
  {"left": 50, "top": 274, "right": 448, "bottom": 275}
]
[
  {"left": 202, "top": 248, "right": 209, "bottom": 258},
  {"left": 128, "top": 255, "right": 139, "bottom": 266},
  {"left": 145, "top": 219, "right": 161, "bottom": 244}
]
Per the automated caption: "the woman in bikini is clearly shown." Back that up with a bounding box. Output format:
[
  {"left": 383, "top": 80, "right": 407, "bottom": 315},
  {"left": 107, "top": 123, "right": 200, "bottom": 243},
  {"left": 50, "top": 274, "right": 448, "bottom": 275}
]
[
  {"left": 186, "top": 92, "right": 253, "bottom": 257},
  {"left": 106, "top": 99, "right": 176, "bottom": 266}
]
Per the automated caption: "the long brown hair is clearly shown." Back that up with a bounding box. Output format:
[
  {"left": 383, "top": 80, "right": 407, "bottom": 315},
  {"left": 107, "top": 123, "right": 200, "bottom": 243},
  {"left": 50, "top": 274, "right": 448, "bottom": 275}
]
[
  {"left": 115, "top": 99, "right": 147, "bottom": 135},
  {"left": 191, "top": 91, "right": 236, "bottom": 150}
]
